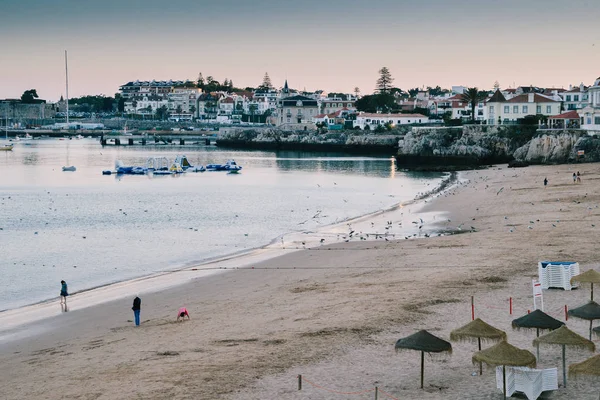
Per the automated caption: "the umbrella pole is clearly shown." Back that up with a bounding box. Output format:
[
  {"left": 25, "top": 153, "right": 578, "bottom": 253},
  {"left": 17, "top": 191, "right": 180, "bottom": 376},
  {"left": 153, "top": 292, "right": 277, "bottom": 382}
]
[
  {"left": 592, "top": 282, "right": 594, "bottom": 301},
  {"left": 536, "top": 328, "right": 540, "bottom": 361},
  {"left": 562, "top": 344, "right": 567, "bottom": 388},
  {"left": 590, "top": 320, "right": 593, "bottom": 341},
  {"left": 420, "top": 351, "right": 424, "bottom": 389},
  {"left": 478, "top": 337, "right": 482, "bottom": 375},
  {"left": 503, "top": 365, "right": 506, "bottom": 400}
]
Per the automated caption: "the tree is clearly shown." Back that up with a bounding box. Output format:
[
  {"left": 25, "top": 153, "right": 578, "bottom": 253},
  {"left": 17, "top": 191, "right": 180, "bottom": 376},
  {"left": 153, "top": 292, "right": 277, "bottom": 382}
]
[
  {"left": 261, "top": 72, "right": 272, "bottom": 89},
  {"left": 355, "top": 93, "right": 397, "bottom": 113},
  {"left": 21, "top": 89, "right": 39, "bottom": 103},
  {"left": 408, "top": 87, "right": 420, "bottom": 97},
  {"left": 427, "top": 86, "right": 449, "bottom": 96},
  {"left": 118, "top": 97, "right": 125, "bottom": 113},
  {"left": 460, "top": 87, "right": 488, "bottom": 123},
  {"left": 493, "top": 81, "right": 500, "bottom": 91},
  {"left": 248, "top": 103, "right": 258, "bottom": 123},
  {"left": 176, "top": 105, "right": 182, "bottom": 115},
  {"left": 190, "top": 105, "right": 196, "bottom": 117},
  {"left": 228, "top": 79, "right": 234, "bottom": 92},
  {"left": 376, "top": 67, "right": 394, "bottom": 93},
  {"left": 197, "top": 73, "right": 205, "bottom": 89},
  {"left": 155, "top": 105, "right": 169, "bottom": 120},
  {"left": 354, "top": 87, "right": 360, "bottom": 98},
  {"left": 223, "top": 78, "right": 229, "bottom": 88}
]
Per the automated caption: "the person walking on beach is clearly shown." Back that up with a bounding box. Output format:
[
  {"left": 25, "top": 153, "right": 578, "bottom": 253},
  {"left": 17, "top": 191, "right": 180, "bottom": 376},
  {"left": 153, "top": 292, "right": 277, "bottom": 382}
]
[
  {"left": 544, "top": 177, "right": 548, "bottom": 187},
  {"left": 132, "top": 295, "right": 141, "bottom": 326},
  {"left": 577, "top": 171, "right": 581, "bottom": 183},
  {"left": 176, "top": 307, "right": 190, "bottom": 322},
  {"left": 60, "top": 280, "right": 69, "bottom": 312},
  {"left": 573, "top": 172, "right": 577, "bottom": 183}
]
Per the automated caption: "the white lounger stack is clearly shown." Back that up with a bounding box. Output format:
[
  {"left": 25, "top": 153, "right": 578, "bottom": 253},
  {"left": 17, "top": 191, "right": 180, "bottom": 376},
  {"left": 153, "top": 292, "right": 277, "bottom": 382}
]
[
  {"left": 538, "top": 261, "right": 580, "bottom": 291},
  {"left": 496, "top": 366, "right": 558, "bottom": 400}
]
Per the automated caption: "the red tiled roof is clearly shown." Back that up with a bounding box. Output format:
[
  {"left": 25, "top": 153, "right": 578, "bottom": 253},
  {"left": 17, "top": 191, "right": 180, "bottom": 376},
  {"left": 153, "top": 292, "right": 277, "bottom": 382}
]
[
  {"left": 565, "top": 87, "right": 587, "bottom": 93},
  {"left": 505, "top": 94, "right": 558, "bottom": 103},
  {"left": 314, "top": 114, "right": 327, "bottom": 118},
  {"left": 549, "top": 110, "right": 580, "bottom": 119},
  {"left": 221, "top": 97, "right": 234, "bottom": 103}
]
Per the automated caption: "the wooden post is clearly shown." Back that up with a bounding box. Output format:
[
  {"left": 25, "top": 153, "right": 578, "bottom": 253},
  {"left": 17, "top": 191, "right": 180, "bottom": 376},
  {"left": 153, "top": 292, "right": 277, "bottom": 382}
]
[
  {"left": 592, "top": 283, "right": 594, "bottom": 301},
  {"left": 471, "top": 296, "right": 475, "bottom": 321},
  {"left": 565, "top": 305, "right": 568, "bottom": 321},
  {"left": 590, "top": 320, "right": 593, "bottom": 341},
  {"left": 502, "top": 365, "right": 506, "bottom": 400},
  {"left": 128, "top": 138, "right": 134, "bottom": 145},
  {"left": 298, "top": 374, "right": 302, "bottom": 391},
  {"left": 478, "top": 337, "right": 482, "bottom": 375},
  {"left": 509, "top": 297, "right": 512, "bottom": 315},
  {"left": 562, "top": 345, "right": 567, "bottom": 388},
  {"left": 374, "top": 386, "right": 378, "bottom": 400},
  {"left": 420, "top": 351, "right": 425, "bottom": 389}
]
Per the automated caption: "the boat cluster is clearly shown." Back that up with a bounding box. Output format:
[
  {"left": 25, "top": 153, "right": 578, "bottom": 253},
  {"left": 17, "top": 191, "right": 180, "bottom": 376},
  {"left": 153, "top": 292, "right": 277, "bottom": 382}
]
[{"left": 102, "top": 156, "right": 242, "bottom": 176}]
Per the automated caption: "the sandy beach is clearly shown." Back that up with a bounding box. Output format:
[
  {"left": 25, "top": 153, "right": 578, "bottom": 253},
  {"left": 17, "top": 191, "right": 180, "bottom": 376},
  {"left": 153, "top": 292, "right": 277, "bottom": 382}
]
[{"left": 2, "top": 163, "right": 600, "bottom": 400}]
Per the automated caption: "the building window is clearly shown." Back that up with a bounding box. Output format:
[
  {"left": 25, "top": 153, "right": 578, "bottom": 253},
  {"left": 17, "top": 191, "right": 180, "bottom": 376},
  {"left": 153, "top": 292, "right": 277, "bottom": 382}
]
[
  {"left": 566, "top": 95, "right": 571, "bottom": 101},
  {"left": 490, "top": 106, "right": 494, "bottom": 112},
  {"left": 522, "top": 106, "right": 528, "bottom": 113},
  {"left": 595, "top": 117, "right": 600, "bottom": 125},
  {"left": 536, "top": 105, "right": 541, "bottom": 113},
  {"left": 574, "top": 95, "right": 579, "bottom": 101},
  {"left": 408, "top": 120, "right": 411, "bottom": 123},
  {"left": 513, "top": 106, "right": 518, "bottom": 113},
  {"left": 546, "top": 106, "right": 551, "bottom": 113},
  {"left": 504, "top": 106, "right": 510, "bottom": 113}
]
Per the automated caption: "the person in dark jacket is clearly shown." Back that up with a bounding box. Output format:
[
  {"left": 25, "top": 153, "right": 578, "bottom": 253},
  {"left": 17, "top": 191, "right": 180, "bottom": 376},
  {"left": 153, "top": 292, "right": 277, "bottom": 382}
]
[
  {"left": 132, "top": 296, "right": 141, "bottom": 326},
  {"left": 60, "top": 280, "right": 69, "bottom": 311}
]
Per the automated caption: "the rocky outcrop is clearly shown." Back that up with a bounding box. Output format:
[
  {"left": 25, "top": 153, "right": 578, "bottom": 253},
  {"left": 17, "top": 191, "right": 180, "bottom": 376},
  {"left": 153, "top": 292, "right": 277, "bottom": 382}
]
[
  {"left": 396, "top": 125, "right": 537, "bottom": 168},
  {"left": 217, "top": 128, "right": 402, "bottom": 154},
  {"left": 512, "top": 131, "right": 600, "bottom": 164}
]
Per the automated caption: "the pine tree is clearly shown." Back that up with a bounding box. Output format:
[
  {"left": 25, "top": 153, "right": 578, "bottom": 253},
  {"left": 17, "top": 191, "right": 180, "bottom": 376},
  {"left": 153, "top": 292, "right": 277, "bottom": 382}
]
[
  {"left": 261, "top": 72, "right": 272, "bottom": 89},
  {"left": 197, "top": 73, "right": 205, "bottom": 89},
  {"left": 376, "top": 67, "right": 394, "bottom": 93},
  {"left": 354, "top": 87, "right": 360, "bottom": 97},
  {"left": 223, "top": 78, "right": 229, "bottom": 89}
]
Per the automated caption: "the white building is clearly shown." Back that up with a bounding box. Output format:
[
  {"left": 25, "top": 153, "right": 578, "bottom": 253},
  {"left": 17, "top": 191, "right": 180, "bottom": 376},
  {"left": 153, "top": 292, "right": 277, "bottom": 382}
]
[
  {"left": 579, "top": 77, "right": 600, "bottom": 133},
  {"left": 353, "top": 113, "right": 429, "bottom": 130},
  {"left": 560, "top": 84, "right": 588, "bottom": 111},
  {"left": 486, "top": 91, "right": 560, "bottom": 125},
  {"left": 167, "top": 88, "right": 201, "bottom": 115}
]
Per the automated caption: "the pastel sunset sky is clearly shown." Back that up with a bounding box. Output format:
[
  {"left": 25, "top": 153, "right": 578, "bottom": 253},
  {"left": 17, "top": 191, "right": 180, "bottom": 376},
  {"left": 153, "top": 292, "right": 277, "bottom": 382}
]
[{"left": 1, "top": 0, "right": 599, "bottom": 101}]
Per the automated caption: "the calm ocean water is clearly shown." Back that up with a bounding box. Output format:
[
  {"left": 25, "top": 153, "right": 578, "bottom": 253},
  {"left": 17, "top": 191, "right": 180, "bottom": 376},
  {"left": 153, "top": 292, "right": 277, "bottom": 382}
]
[{"left": 0, "top": 139, "right": 444, "bottom": 310}]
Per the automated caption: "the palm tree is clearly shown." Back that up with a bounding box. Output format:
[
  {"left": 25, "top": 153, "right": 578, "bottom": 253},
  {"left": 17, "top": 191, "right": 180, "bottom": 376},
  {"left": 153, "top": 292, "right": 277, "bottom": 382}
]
[
  {"left": 460, "top": 87, "right": 487, "bottom": 123},
  {"left": 248, "top": 104, "right": 258, "bottom": 123}
]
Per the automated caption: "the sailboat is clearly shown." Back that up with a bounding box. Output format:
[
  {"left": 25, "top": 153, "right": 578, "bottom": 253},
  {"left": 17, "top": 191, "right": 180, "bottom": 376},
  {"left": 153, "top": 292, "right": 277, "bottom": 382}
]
[{"left": 1, "top": 117, "right": 13, "bottom": 151}]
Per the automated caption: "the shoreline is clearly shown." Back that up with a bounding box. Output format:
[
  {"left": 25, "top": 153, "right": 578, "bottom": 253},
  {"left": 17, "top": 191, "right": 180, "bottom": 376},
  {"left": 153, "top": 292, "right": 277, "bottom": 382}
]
[
  {"left": 3, "top": 163, "right": 600, "bottom": 399},
  {"left": 0, "top": 171, "right": 455, "bottom": 336}
]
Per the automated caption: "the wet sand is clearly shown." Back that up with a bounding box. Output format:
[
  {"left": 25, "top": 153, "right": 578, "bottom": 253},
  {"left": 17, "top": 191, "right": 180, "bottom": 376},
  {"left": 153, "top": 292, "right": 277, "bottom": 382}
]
[{"left": 2, "top": 164, "right": 600, "bottom": 399}]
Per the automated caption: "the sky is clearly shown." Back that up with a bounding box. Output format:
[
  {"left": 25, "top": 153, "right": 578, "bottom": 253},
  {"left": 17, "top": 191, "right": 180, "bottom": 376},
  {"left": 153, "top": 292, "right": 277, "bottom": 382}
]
[{"left": 1, "top": 0, "right": 599, "bottom": 102}]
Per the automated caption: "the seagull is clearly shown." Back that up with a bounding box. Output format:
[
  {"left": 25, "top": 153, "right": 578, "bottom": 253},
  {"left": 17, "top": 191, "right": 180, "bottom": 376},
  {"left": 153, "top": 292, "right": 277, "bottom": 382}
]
[{"left": 320, "top": 238, "right": 325, "bottom": 243}]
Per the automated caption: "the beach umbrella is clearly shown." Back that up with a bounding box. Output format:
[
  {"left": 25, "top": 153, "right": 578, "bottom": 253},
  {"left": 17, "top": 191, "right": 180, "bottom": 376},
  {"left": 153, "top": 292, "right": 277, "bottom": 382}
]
[
  {"left": 472, "top": 340, "right": 536, "bottom": 400},
  {"left": 570, "top": 269, "right": 600, "bottom": 301},
  {"left": 450, "top": 318, "right": 506, "bottom": 375},
  {"left": 568, "top": 301, "right": 600, "bottom": 340},
  {"left": 533, "top": 325, "right": 595, "bottom": 388},
  {"left": 512, "top": 309, "right": 564, "bottom": 360},
  {"left": 569, "top": 354, "right": 600, "bottom": 379},
  {"left": 394, "top": 330, "right": 452, "bottom": 389}
]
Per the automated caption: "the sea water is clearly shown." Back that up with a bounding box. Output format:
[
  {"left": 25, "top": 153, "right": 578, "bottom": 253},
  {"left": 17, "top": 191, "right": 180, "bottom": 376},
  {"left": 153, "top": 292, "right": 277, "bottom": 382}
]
[{"left": 0, "top": 139, "right": 445, "bottom": 310}]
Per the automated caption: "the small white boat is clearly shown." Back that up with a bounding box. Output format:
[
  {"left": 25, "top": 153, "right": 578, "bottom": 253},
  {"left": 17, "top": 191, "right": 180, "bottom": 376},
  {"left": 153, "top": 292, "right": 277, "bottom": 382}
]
[
  {"left": 75, "top": 134, "right": 84, "bottom": 140},
  {"left": 62, "top": 166, "right": 77, "bottom": 172},
  {"left": 0, "top": 143, "right": 13, "bottom": 151}
]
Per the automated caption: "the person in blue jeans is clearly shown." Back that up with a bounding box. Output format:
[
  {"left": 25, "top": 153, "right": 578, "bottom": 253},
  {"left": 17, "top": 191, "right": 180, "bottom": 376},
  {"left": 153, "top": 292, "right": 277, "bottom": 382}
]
[{"left": 132, "top": 296, "right": 141, "bottom": 326}]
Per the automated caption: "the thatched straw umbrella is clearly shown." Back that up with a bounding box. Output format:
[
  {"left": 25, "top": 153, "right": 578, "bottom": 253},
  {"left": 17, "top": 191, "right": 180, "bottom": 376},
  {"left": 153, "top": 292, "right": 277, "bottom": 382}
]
[
  {"left": 473, "top": 340, "right": 536, "bottom": 400},
  {"left": 450, "top": 318, "right": 506, "bottom": 375},
  {"left": 512, "top": 309, "right": 564, "bottom": 360},
  {"left": 568, "top": 301, "right": 600, "bottom": 340},
  {"left": 395, "top": 330, "right": 452, "bottom": 389},
  {"left": 570, "top": 269, "right": 600, "bottom": 301},
  {"left": 533, "top": 325, "right": 595, "bottom": 388},
  {"left": 569, "top": 354, "right": 600, "bottom": 379}
]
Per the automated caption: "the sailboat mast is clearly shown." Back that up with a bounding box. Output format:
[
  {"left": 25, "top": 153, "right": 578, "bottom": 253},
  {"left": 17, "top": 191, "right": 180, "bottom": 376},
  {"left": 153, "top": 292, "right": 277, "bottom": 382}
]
[{"left": 65, "top": 50, "right": 69, "bottom": 125}]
